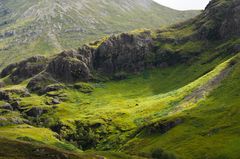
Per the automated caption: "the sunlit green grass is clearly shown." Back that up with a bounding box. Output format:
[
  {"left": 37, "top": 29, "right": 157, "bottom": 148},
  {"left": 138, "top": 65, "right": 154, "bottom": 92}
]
[{"left": 122, "top": 56, "right": 240, "bottom": 159}]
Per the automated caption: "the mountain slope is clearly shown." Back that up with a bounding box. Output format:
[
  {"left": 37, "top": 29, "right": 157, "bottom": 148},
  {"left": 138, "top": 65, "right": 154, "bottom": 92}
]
[
  {"left": 0, "top": 0, "right": 240, "bottom": 159},
  {"left": 0, "top": 0, "right": 199, "bottom": 69}
]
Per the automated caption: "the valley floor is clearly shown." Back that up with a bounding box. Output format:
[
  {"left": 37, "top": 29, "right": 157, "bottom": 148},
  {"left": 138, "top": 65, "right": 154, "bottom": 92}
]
[{"left": 1, "top": 48, "right": 240, "bottom": 158}]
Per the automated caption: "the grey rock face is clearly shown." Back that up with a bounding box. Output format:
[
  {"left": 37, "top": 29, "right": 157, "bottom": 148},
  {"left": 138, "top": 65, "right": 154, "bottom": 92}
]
[
  {"left": 197, "top": 0, "right": 240, "bottom": 40},
  {"left": 93, "top": 32, "right": 153, "bottom": 75},
  {"left": 46, "top": 50, "right": 93, "bottom": 82},
  {"left": 0, "top": 63, "right": 18, "bottom": 78},
  {"left": 11, "top": 101, "right": 21, "bottom": 111},
  {"left": 1, "top": 30, "right": 185, "bottom": 88},
  {"left": 0, "top": 56, "right": 48, "bottom": 84},
  {"left": 27, "top": 72, "right": 56, "bottom": 93},
  {"left": 219, "top": 0, "right": 240, "bottom": 39}
]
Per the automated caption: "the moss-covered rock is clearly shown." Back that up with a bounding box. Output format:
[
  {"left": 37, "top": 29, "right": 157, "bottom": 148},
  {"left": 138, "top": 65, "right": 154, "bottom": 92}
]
[
  {"left": 73, "top": 82, "right": 94, "bottom": 94},
  {"left": 0, "top": 56, "right": 48, "bottom": 84}
]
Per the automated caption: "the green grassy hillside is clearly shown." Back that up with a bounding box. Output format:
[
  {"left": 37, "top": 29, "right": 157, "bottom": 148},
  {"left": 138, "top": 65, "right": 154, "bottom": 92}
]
[
  {"left": 0, "top": 0, "right": 240, "bottom": 158},
  {"left": 1, "top": 39, "right": 239, "bottom": 158}
]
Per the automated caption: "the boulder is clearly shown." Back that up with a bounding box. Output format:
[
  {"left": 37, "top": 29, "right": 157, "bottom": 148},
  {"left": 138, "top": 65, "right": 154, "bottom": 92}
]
[
  {"left": 73, "top": 82, "right": 94, "bottom": 93},
  {"left": 26, "top": 107, "right": 48, "bottom": 117},
  {"left": 42, "top": 84, "right": 64, "bottom": 94},
  {"left": 5, "top": 88, "right": 30, "bottom": 98},
  {"left": 1, "top": 103, "right": 13, "bottom": 111},
  {"left": 0, "top": 90, "right": 10, "bottom": 101},
  {"left": 27, "top": 72, "right": 57, "bottom": 94},
  {"left": 52, "top": 98, "right": 60, "bottom": 105},
  {"left": 11, "top": 101, "right": 21, "bottom": 111},
  {"left": 46, "top": 51, "right": 93, "bottom": 82}
]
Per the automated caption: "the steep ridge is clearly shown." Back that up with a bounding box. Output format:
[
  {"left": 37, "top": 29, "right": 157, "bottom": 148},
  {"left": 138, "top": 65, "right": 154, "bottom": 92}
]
[
  {"left": 0, "top": 0, "right": 240, "bottom": 158},
  {"left": 0, "top": 0, "right": 199, "bottom": 69},
  {"left": 196, "top": 0, "right": 240, "bottom": 39}
]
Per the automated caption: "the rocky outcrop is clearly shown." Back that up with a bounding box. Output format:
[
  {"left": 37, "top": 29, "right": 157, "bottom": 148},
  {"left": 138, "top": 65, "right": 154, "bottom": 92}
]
[
  {"left": 25, "top": 107, "right": 48, "bottom": 117},
  {"left": 46, "top": 50, "right": 93, "bottom": 82},
  {"left": 93, "top": 31, "right": 154, "bottom": 75},
  {"left": 27, "top": 72, "right": 57, "bottom": 93},
  {"left": 0, "top": 90, "right": 10, "bottom": 101},
  {"left": 0, "top": 103, "right": 13, "bottom": 111},
  {"left": 143, "top": 118, "right": 184, "bottom": 135},
  {"left": 0, "top": 56, "right": 48, "bottom": 84},
  {"left": 0, "top": 30, "right": 186, "bottom": 87},
  {"left": 39, "top": 31, "right": 159, "bottom": 82},
  {"left": 0, "top": 63, "right": 18, "bottom": 78},
  {"left": 42, "top": 84, "right": 64, "bottom": 94},
  {"left": 196, "top": 0, "right": 240, "bottom": 40},
  {"left": 0, "top": 0, "right": 239, "bottom": 88}
]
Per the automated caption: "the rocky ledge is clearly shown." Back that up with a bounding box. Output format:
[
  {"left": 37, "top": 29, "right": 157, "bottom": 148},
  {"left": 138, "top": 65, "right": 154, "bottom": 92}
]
[{"left": 0, "top": 30, "right": 186, "bottom": 93}]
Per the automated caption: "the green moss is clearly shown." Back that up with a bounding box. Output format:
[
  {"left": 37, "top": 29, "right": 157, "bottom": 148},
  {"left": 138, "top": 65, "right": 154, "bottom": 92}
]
[{"left": 73, "top": 82, "right": 94, "bottom": 94}]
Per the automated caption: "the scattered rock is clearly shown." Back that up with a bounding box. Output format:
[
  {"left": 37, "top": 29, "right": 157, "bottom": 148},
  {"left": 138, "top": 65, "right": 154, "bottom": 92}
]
[
  {"left": 4, "top": 30, "right": 15, "bottom": 37},
  {"left": 21, "top": 92, "right": 31, "bottom": 97},
  {"left": 52, "top": 98, "right": 60, "bottom": 105},
  {"left": 26, "top": 107, "right": 48, "bottom": 117},
  {"left": 0, "top": 103, "right": 13, "bottom": 111},
  {"left": 27, "top": 72, "right": 56, "bottom": 94},
  {"left": 0, "top": 90, "right": 10, "bottom": 101},
  {"left": 11, "top": 101, "right": 21, "bottom": 111},
  {"left": 10, "top": 117, "right": 24, "bottom": 125},
  {"left": 5, "top": 88, "right": 30, "bottom": 98},
  {"left": 58, "top": 96, "right": 68, "bottom": 102},
  {"left": 42, "top": 84, "right": 64, "bottom": 94},
  {"left": 73, "top": 82, "right": 94, "bottom": 93},
  {"left": 0, "top": 117, "right": 8, "bottom": 126}
]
